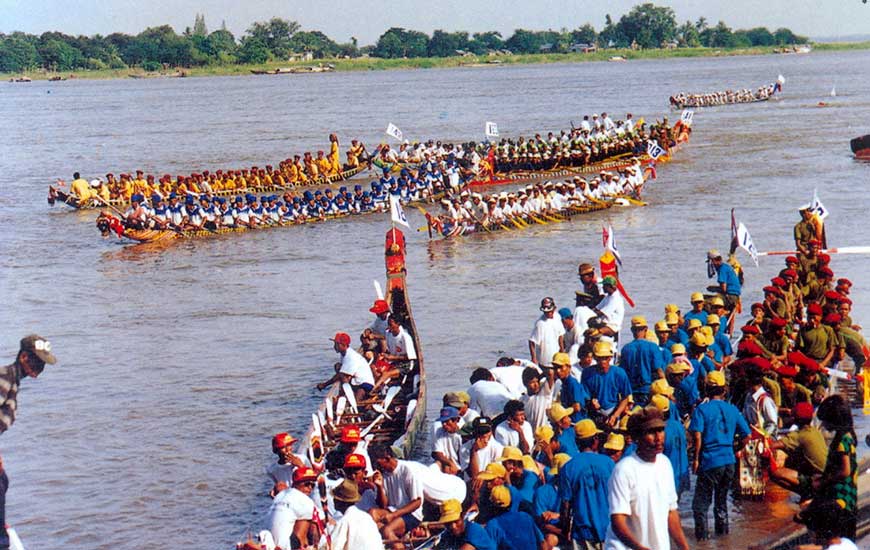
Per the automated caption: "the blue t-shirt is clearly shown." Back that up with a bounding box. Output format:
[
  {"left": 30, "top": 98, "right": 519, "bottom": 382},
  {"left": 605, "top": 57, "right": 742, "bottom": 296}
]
[
  {"left": 533, "top": 479, "right": 560, "bottom": 521},
  {"left": 557, "top": 427, "right": 580, "bottom": 457},
  {"left": 465, "top": 520, "right": 497, "bottom": 550},
  {"left": 664, "top": 415, "right": 689, "bottom": 492},
  {"left": 581, "top": 365, "right": 633, "bottom": 412},
  {"left": 688, "top": 399, "right": 751, "bottom": 471},
  {"left": 485, "top": 510, "right": 544, "bottom": 550},
  {"left": 558, "top": 451, "right": 614, "bottom": 543},
  {"left": 714, "top": 332, "right": 733, "bottom": 356},
  {"left": 560, "top": 375, "right": 589, "bottom": 422},
  {"left": 667, "top": 329, "right": 689, "bottom": 349},
  {"left": 659, "top": 346, "right": 673, "bottom": 368},
  {"left": 683, "top": 310, "right": 708, "bottom": 330},
  {"left": 687, "top": 356, "right": 715, "bottom": 390},
  {"left": 674, "top": 376, "right": 698, "bottom": 419},
  {"left": 618, "top": 339, "right": 665, "bottom": 394},
  {"left": 513, "top": 470, "right": 540, "bottom": 504},
  {"left": 717, "top": 263, "right": 742, "bottom": 296}
]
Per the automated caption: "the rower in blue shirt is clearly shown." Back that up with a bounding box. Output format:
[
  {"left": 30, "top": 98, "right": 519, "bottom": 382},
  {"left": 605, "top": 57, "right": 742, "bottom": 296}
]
[
  {"left": 438, "top": 499, "right": 497, "bottom": 550},
  {"left": 707, "top": 314, "right": 733, "bottom": 364},
  {"left": 378, "top": 167, "right": 395, "bottom": 187},
  {"left": 688, "top": 370, "right": 751, "bottom": 540},
  {"left": 181, "top": 196, "right": 204, "bottom": 230},
  {"left": 581, "top": 341, "right": 633, "bottom": 428},
  {"left": 485, "top": 486, "right": 546, "bottom": 550},
  {"left": 707, "top": 249, "right": 742, "bottom": 314},
  {"left": 216, "top": 197, "right": 234, "bottom": 227},
  {"left": 533, "top": 453, "right": 571, "bottom": 547},
  {"left": 687, "top": 332, "right": 716, "bottom": 394},
  {"left": 683, "top": 292, "right": 710, "bottom": 330},
  {"left": 665, "top": 312, "right": 690, "bottom": 350},
  {"left": 558, "top": 419, "right": 613, "bottom": 547},
  {"left": 554, "top": 353, "right": 588, "bottom": 423},
  {"left": 618, "top": 316, "right": 665, "bottom": 405}
]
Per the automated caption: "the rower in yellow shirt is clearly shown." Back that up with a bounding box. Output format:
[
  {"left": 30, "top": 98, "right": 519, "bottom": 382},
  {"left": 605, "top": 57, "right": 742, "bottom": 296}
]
[
  {"left": 315, "top": 151, "right": 332, "bottom": 177},
  {"left": 329, "top": 134, "right": 342, "bottom": 175},
  {"left": 121, "top": 175, "right": 135, "bottom": 201},
  {"left": 348, "top": 139, "right": 366, "bottom": 165},
  {"left": 67, "top": 172, "right": 96, "bottom": 202},
  {"left": 304, "top": 152, "right": 319, "bottom": 180},
  {"left": 133, "top": 170, "right": 148, "bottom": 194}
]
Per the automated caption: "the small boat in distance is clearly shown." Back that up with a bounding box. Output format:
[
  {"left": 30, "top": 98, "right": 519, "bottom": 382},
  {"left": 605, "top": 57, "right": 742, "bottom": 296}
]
[
  {"left": 251, "top": 64, "right": 335, "bottom": 75},
  {"left": 851, "top": 134, "right": 870, "bottom": 160}
]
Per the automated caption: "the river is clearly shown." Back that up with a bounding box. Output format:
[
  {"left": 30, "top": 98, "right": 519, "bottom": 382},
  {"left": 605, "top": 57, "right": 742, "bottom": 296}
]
[{"left": 1, "top": 49, "right": 869, "bottom": 549}]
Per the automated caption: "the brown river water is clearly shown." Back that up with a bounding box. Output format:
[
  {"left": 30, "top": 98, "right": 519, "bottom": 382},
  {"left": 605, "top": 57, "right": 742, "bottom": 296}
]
[{"left": 1, "top": 50, "right": 869, "bottom": 549}]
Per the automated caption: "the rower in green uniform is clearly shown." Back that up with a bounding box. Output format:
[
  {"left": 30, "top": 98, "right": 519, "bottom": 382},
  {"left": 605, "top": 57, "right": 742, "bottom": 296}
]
[{"left": 793, "top": 207, "right": 818, "bottom": 256}]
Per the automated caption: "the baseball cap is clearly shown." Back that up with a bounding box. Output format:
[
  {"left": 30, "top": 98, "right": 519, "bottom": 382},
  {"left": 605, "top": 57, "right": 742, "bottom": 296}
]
[
  {"left": 490, "top": 485, "right": 512, "bottom": 508},
  {"left": 472, "top": 416, "right": 493, "bottom": 435},
  {"left": 650, "top": 394, "right": 670, "bottom": 412},
  {"left": 331, "top": 332, "right": 351, "bottom": 346},
  {"left": 272, "top": 432, "right": 297, "bottom": 449},
  {"left": 496, "top": 446, "right": 524, "bottom": 463},
  {"left": 444, "top": 391, "right": 465, "bottom": 408},
  {"left": 602, "top": 275, "right": 617, "bottom": 287},
  {"left": 438, "top": 499, "right": 463, "bottom": 523},
  {"left": 706, "top": 314, "right": 720, "bottom": 325},
  {"left": 549, "top": 453, "right": 572, "bottom": 475},
  {"left": 343, "top": 453, "right": 367, "bottom": 469},
  {"left": 292, "top": 467, "right": 318, "bottom": 485},
  {"left": 793, "top": 402, "right": 814, "bottom": 423},
  {"left": 706, "top": 370, "right": 726, "bottom": 387},
  {"left": 535, "top": 425, "right": 554, "bottom": 443},
  {"left": 630, "top": 316, "right": 648, "bottom": 328},
  {"left": 558, "top": 307, "right": 573, "bottom": 320},
  {"left": 690, "top": 292, "right": 704, "bottom": 303},
  {"left": 548, "top": 403, "right": 572, "bottom": 423},
  {"left": 340, "top": 425, "right": 361, "bottom": 443},
  {"left": 650, "top": 379, "right": 674, "bottom": 397},
  {"left": 671, "top": 343, "right": 686, "bottom": 355},
  {"left": 477, "top": 462, "right": 507, "bottom": 481},
  {"left": 369, "top": 299, "right": 390, "bottom": 314},
  {"left": 666, "top": 362, "right": 691, "bottom": 375},
  {"left": 574, "top": 419, "right": 603, "bottom": 438},
  {"left": 20, "top": 334, "right": 57, "bottom": 365},
  {"left": 551, "top": 352, "right": 572, "bottom": 367},
  {"left": 540, "top": 297, "right": 556, "bottom": 312},
  {"left": 593, "top": 341, "right": 614, "bottom": 357},
  {"left": 438, "top": 406, "right": 461, "bottom": 423},
  {"left": 603, "top": 433, "right": 625, "bottom": 451}
]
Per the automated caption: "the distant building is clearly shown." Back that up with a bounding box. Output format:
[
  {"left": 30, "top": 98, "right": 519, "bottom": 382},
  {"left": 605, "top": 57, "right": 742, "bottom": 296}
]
[
  {"left": 539, "top": 43, "right": 554, "bottom": 52},
  {"left": 288, "top": 51, "right": 314, "bottom": 62},
  {"left": 662, "top": 40, "right": 679, "bottom": 49},
  {"left": 569, "top": 43, "right": 597, "bottom": 53}
]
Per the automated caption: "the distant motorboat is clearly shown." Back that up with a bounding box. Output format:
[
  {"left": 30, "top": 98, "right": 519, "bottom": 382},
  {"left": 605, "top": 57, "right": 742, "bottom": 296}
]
[
  {"left": 251, "top": 64, "right": 335, "bottom": 75},
  {"left": 609, "top": 56, "right": 627, "bottom": 62}
]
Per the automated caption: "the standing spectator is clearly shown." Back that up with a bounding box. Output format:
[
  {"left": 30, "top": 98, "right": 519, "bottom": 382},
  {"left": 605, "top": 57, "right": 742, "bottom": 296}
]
[
  {"left": 619, "top": 316, "right": 665, "bottom": 405},
  {"left": 603, "top": 406, "right": 690, "bottom": 550},
  {"left": 707, "top": 250, "right": 742, "bottom": 315},
  {"left": 688, "top": 371, "right": 750, "bottom": 540},
  {"left": 0, "top": 335, "right": 57, "bottom": 549},
  {"left": 530, "top": 297, "right": 566, "bottom": 367}
]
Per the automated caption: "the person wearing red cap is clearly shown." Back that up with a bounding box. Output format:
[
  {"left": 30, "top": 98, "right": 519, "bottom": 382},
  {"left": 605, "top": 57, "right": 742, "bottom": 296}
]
[
  {"left": 762, "top": 286, "right": 788, "bottom": 321},
  {"left": 266, "top": 467, "right": 319, "bottom": 550},
  {"left": 799, "top": 304, "right": 842, "bottom": 369},
  {"left": 768, "top": 401, "right": 827, "bottom": 500},
  {"left": 779, "top": 269, "right": 804, "bottom": 322},
  {"left": 267, "top": 433, "right": 308, "bottom": 497},
  {"left": 363, "top": 300, "right": 391, "bottom": 354},
  {"left": 797, "top": 240, "right": 821, "bottom": 286},
  {"left": 316, "top": 332, "right": 375, "bottom": 400},
  {"left": 775, "top": 365, "right": 812, "bottom": 427},
  {"left": 824, "top": 314, "right": 866, "bottom": 370},
  {"left": 760, "top": 317, "right": 789, "bottom": 365},
  {"left": 793, "top": 208, "right": 820, "bottom": 256}
]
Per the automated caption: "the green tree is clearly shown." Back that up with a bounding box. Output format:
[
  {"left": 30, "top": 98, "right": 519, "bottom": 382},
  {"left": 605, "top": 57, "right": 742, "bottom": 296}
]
[
  {"left": 468, "top": 31, "right": 503, "bottom": 54},
  {"left": 599, "top": 14, "right": 624, "bottom": 47},
  {"left": 245, "top": 18, "right": 300, "bottom": 59},
  {"left": 373, "top": 27, "right": 429, "bottom": 58},
  {"left": 570, "top": 24, "right": 598, "bottom": 46},
  {"left": 773, "top": 27, "right": 807, "bottom": 45},
  {"left": 193, "top": 14, "right": 208, "bottom": 37},
  {"left": 288, "top": 30, "right": 340, "bottom": 58},
  {"left": 731, "top": 30, "right": 753, "bottom": 48},
  {"left": 38, "top": 39, "right": 84, "bottom": 70},
  {"left": 504, "top": 29, "right": 550, "bottom": 53},
  {"left": 238, "top": 36, "right": 269, "bottom": 63},
  {"left": 0, "top": 35, "right": 40, "bottom": 72},
  {"left": 701, "top": 21, "right": 736, "bottom": 48},
  {"left": 427, "top": 30, "right": 469, "bottom": 56},
  {"left": 206, "top": 29, "right": 236, "bottom": 58},
  {"left": 677, "top": 20, "right": 700, "bottom": 47},
  {"left": 615, "top": 3, "right": 677, "bottom": 49},
  {"left": 744, "top": 27, "right": 774, "bottom": 46}
]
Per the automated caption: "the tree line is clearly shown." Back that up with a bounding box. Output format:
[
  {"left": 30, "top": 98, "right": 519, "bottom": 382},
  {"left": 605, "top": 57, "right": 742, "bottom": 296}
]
[{"left": 0, "top": 3, "right": 809, "bottom": 73}]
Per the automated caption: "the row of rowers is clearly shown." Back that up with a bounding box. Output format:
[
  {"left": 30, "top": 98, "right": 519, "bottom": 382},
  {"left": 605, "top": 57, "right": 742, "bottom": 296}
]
[
  {"left": 58, "top": 134, "right": 373, "bottom": 204},
  {"left": 118, "top": 165, "right": 466, "bottom": 231},
  {"left": 668, "top": 82, "right": 779, "bottom": 108},
  {"left": 428, "top": 167, "right": 646, "bottom": 234}
]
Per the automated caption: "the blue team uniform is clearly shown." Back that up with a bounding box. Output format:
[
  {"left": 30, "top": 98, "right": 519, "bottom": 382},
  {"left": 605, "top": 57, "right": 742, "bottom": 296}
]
[
  {"left": 618, "top": 338, "right": 665, "bottom": 397},
  {"left": 558, "top": 451, "right": 614, "bottom": 544},
  {"left": 560, "top": 375, "right": 589, "bottom": 422},
  {"left": 485, "top": 510, "right": 544, "bottom": 550},
  {"left": 581, "top": 365, "right": 633, "bottom": 413}
]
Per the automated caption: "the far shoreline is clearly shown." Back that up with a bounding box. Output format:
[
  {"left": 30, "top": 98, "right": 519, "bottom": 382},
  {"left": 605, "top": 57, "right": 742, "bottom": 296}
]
[{"left": 5, "top": 41, "right": 869, "bottom": 82}]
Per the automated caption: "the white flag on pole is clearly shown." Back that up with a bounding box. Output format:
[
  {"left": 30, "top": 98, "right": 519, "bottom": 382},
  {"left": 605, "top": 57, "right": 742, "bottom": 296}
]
[
  {"left": 680, "top": 109, "right": 694, "bottom": 126},
  {"left": 485, "top": 121, "right": 499, "bottom": 138},
  {"left": 389, "top": 194, "right": 410, "bottom": 228},
  {"left": 646, "top": 140, "right": 665, "bottom": 160},
  {"left": 736, "top": 222, "right": 759, "bottom": 266},
  {"left": 810, "top": 188, "right": 828, "bottom": 220},
  {"left": 602, "top": 225, "right": 622, "bottom": 265},
  {"left": 385, "top": 123, "right": 403, "bottom": 142}
]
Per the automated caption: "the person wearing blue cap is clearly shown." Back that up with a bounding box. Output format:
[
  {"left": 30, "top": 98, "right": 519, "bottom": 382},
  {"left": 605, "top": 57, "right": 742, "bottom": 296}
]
[
  {"left": 249, "top": 196, "right": 267, "bottom": 226},
  {"left": 123, "top": 193, "right": 149, "bottom": 229},
  {"left": 559, "top": 307, "right": 583, "bottom": 366},
  {"left": 432, "top": 406, "right": 462, "bottom": 475},
  {"left": 216, "top": 197, "right": 234, "bottom": 228},
  {"left": 167, "top": 193, "right": 184, "bottom": 226},
  {"left": 199, "top": 195, "right": 217, "bottom": 230},
  {"left": 180, "top": 195, "right": 205, "bottom": 230},
  {"left": 232, "top": 196, "right": 251, "bottom": 227},
  {"left": 151, "top": 194, "right": 170, "bottom": 228}
]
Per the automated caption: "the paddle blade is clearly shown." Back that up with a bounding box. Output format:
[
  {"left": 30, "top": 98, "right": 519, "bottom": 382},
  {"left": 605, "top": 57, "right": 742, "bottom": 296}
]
[
  {"left": 317, "top": 410, "right": 329, "bottom": 443},
  {"left": 383, "top": 385, "right": 401, "bottom": 409},
  {"left": 335, "top": 396, "right": 347, "bottom": 421},
  {"left": 342, "top": 382, "right": 359, "bottom": 413},
  {"left": 374, "top": 280, "right": 384, "bottom": 300}
]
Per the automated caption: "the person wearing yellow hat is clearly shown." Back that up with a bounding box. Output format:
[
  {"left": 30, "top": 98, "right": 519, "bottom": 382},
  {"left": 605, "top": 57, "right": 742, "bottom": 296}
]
[
  {"left": 620, "top": 315, "right": 666, "bottom": 406},
  {"left": 528, "top": 450, "right": 571, "bottom": 546},
  {"left": 439, "top": 498, "right": 498, "bottom": 550},
  {"left": 688, "top": 331, "right": 716, "bottom": 396},
  {"left": 484, "top": 486, "right": 546, "bottom": 549},
  {"left": 603, "top": 432, "right": 626, "bottom": 462},
  {"left": 553, "top": 351, "right": 588, "bottom": 424},
  {"left": 664, "top": 311, "right": 690, "bottom": 350},
  {"left": 665, "top": 361, "right": 696, "bottom": 421},
  {"left": 684, "top": 292, "right": 709, "bottom": 329},
  {"left": 582, "top": 341, "right": 633, "bottom": 428},
  {"left": 558, "top": 418, "right": 614, "bottom": 548},
  {"left": 494, "top": 446, "right": 539, "bottom": 508},
  {"left": 706, "top": 314, "right": 734, "bottom": 368},
  {"left": 707, "top": 249, "right": 742, "bottom": 316},
  {"left": 548, "top": 402, "right": 580, "bottom": 456},
  {"left": 688, "top": 369, "right": 751, "bottom": 540}
]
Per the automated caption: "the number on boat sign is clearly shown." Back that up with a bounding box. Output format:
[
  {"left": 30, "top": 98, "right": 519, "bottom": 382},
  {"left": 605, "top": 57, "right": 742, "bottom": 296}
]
[
  {"left": 680, "top": 109, "right": 694, "bottom": 126},
  {"left": 646, "top": 140, "right": 665, "bottom": 160},
  {"left": 485, "top": 121, "right": 499, "bottom": 138}
]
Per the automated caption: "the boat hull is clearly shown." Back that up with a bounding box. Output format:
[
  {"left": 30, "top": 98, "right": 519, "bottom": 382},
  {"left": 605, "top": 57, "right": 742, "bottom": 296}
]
[{"left": 852, "top": 135, "right": 870, "bottom": 159}]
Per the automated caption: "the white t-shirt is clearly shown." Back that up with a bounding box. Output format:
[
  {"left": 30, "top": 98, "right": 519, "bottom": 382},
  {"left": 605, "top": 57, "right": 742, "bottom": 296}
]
[
  {"left": 529, "top": 315, "right": 565, "bottom": 366},
  {"left": 459, "top": 437, "right": 504, "bottom": 477},
  {"left": 265, "top": 455, "right": 309, "bottom": 487},
  {"left": 370, "top": 315, "right": 388, "bottom": 336},
  {"left": 340, "top": 347, "right": 375, "bottom": 386},
  {"left": 329, "top": 504, "right": 385, "bottom": 550},
  {"left": 573, "top": 305, "right": 597, "bottom": 337},
  {"left": 522, "top": 378, "right": 555, "bottom": 430},
  {"left": 386, "top": 327, "right": 417, "bottom": 360},
  {"left": 468, "top": 380, "right": 514, "bottom": 418},
  {"left": 825, "top": 539, "right": 858, "bottom": 550},
  {"left": 493, "top": 420, "right": 534, "bottom": 449},
  {"left": 383, "top": 460, "right": 425, "bottom": 520},
  {"left": 432, "top": 426, "right": 462, "bottom": 465},
  {"left": 604, "top": 453, "right": 678, "bottom": 550},
  {"left": 266, "top": 487, "right": 315, "bottom": 550},
  {"left": 403, "top": 461, "right": 467, "bottom": 504},
  {"left": 597, "top": 291, "right": 625, "bottom": 335},
  {"left": 490, "top": 364, "right": 531, "bottom": 398}
]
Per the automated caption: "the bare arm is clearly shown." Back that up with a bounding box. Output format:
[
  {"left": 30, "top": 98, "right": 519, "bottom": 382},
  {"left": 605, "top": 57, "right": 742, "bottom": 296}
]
[
  {"left": 668, "top": 509, "right": 690, "bottom": 550},
  {"left": 611, "top": 513, "right": 650, "bottom": 550},
  {"left": 529, "top": 340, "right": 538, "bottom": 365}
]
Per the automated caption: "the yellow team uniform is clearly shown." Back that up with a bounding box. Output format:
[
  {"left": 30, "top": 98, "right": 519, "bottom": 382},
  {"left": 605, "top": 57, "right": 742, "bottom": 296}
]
[{"left": 330, "top": 142, "right": 341, "bottom": 175}]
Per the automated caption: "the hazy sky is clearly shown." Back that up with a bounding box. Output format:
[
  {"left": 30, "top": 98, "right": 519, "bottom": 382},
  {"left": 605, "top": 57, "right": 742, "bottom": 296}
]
[{"left": 3, "top": 0, "right": 869, "bottom": 44}]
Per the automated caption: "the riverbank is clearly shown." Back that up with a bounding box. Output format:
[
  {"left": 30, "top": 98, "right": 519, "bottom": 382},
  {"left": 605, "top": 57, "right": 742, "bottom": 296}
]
[{"left": 5, "top": 41, "right": 870, "bottom": 82}]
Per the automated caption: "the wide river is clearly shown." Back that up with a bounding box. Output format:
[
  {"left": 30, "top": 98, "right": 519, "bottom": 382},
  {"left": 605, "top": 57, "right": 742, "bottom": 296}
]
[{"left": 1, "top": 49, "right": 869, "bottom": 549}]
